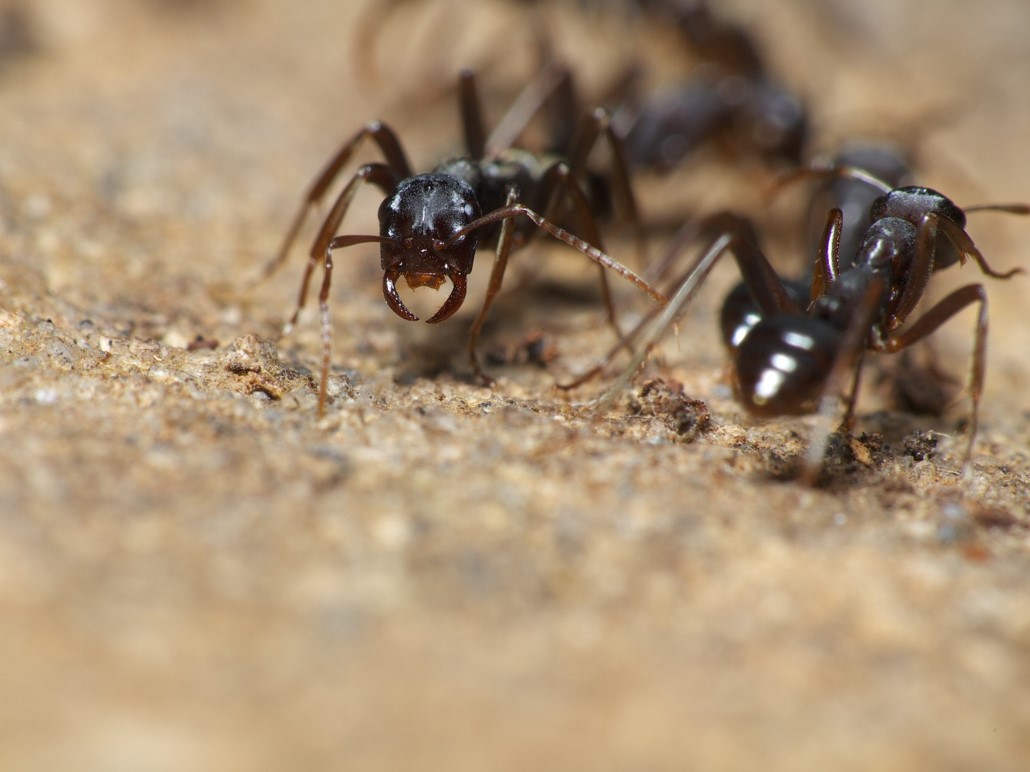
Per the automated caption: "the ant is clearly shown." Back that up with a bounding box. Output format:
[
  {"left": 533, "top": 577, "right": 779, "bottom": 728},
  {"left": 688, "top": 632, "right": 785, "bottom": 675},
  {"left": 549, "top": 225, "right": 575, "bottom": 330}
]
[
  {"left": 558, "top": 145, "right": 911, "bottom": 389},
  {"left": 719, "top": 142, "right": 915, "bottom": 359},
  {"left": 354, "top": 0, "right": 806, "bottom": 172},
  {"left": 262, "top": 69, "right": 665, "bottom": 415},
  {"left": 615, "top": 72, "right": 808, "bottom": 172},
  {"left": 588, "top": 170, "right": 1027, "bottom": 479},
  {"left": 608, "top": 0, "right": 807, "bottom": 171}
]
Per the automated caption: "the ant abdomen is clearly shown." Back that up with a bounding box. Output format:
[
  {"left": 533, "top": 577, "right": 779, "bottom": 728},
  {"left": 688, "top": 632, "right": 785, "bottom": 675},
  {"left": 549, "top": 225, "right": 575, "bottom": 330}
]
[
  {"left": 719, "top": 278, "right": 809, "bottom": 354},
  {"left": 733, "top": 316, "right": 838, "bottom": 417}
]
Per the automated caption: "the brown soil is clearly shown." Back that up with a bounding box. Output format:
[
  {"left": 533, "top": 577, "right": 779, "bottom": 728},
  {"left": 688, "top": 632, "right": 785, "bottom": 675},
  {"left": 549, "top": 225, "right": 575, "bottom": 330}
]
[{"left": 1, "top": 1, "right": 1028, "bottom": 770}]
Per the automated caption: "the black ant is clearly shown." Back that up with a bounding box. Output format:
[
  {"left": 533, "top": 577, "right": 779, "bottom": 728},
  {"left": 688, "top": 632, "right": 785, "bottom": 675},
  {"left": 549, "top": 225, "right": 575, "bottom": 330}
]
[
  {"left": 354, "top": 0, "right": 806, "bottom": 173},
  {"left": 589, "top": 171, "right": 1027, "bottom": 479},
  {"left": 719, "top": 142, "right": 915, "bottom": 360},
  {"left": 262, "top": 69, "right": 665, "bottom": 415},
  {"left": 615, "top": 71, "right": 807, "bottom": 172},
  {"left": 557, "top": 147, "right": 910, "bottom": 389},
  {"left": 608, "top": 0, "right": 807, "bottom": 171}
]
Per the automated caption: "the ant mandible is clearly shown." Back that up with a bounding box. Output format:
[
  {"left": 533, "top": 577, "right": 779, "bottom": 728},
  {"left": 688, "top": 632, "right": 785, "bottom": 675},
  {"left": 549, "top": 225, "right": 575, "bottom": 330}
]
[
  {"left": 263, "top": 69, "right": 665, "bottom": 415},
  {"left": 595, "top": 171, "right": 1027, "bottom": 479}
]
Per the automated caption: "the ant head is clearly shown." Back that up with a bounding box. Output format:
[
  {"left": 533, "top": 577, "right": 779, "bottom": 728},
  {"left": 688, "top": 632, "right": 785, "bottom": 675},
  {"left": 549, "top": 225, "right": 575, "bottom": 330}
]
[
  {"left": 378, "top": 174, "right": 482, "bottom": 323},
  {"left": 871, "top": 186, "right": 965, "bottom": 227},
  {"left": 871, "top": 186, "right": 966, "bottom": 269}
]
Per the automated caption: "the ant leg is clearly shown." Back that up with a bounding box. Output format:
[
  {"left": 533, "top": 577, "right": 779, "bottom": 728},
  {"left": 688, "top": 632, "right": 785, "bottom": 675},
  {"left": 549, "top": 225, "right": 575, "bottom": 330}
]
[
  {"left": 593, "top": 215, "right": 802, "bottom": 403},
  {"left": 458, "top": 69, "right": 487, "bottom": 160},
  {"left": 647, "top": 211, "right": 762, "bottom": 285},
  {"left": 284, "top": 163, "right": 399, "bottom": 335},
  {"left": 800, "top": 278, "right": 887, "bottom": 485},
  {"left": 766, "top": 164, "right": 893, "bottom": 203},
  {"left": 485, "top": 61, "right": 570, "bottom": 157},
  {"left": 543, "top": 63, "right": 583, "bottom": 157},
  {"left": 467, "top": 187, "right": 520, "bottom": 386},
  {"left": 890, "top": 212, "right": 939, "bottom": 324},
  {"left": 555, "top": 307, "right": 656, "bottom": 391},
  {"left": 452, "top": 202, "right": 666, "bottom": 305},
  {"left": 309, "top": 234, "right": 392, "bottom": 415},
  {"left": 593, "top": 232, "right": 735, "bottom": 405},
  {"left": 315, "top": 242, "right": 337, "bottom": 418},
  {"left": 838, "top": 352, "right": 867, "bottom": 433},
  {"left": 449, "top": 201, "right": 667, "bottom": 386},
  {"left": 566, "top": 107, "right": 648, "bottom": 266},
  {"left": 810, "top": 208, "right": 843, "bottom": 304},
  {"left": 537, "top": 161, "right": 622, "bottom": 337},
  {"left": 559, "top": 213, "right": 765, "bottom": 390},
  {"left": 883, "top": 283, "right": 989, "bottom": 466},
  {"left": 260, "top": 122, "right": 411, "bottom": 284}
]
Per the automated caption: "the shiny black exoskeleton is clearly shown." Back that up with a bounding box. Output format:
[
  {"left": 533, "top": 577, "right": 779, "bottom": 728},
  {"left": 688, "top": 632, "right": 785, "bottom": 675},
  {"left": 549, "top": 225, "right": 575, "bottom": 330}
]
[
  {"left": 732, "top": 184, "right": 1017, "bottom": 429},
  {"left": 263, "top": 70, "right": 664, "bottom": 415},
  {"left": 719, "top": 143, "right": 914, "bottom": 371},
  {"left": 597, "top": 177, "right": 1025, "bottom": 474}
]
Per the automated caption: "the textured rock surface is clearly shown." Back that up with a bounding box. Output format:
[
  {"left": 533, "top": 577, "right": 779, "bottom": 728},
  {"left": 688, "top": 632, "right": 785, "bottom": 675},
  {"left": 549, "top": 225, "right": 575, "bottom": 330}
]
[{"left": 1, "top": 1, "right": 1029, "bottom": 770}]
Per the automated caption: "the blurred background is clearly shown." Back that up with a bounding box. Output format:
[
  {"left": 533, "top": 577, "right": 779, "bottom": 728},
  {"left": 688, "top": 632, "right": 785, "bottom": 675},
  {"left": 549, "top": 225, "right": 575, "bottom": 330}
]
[{"left": 1, "top": 1, "right": 1028, "bottom": 770}]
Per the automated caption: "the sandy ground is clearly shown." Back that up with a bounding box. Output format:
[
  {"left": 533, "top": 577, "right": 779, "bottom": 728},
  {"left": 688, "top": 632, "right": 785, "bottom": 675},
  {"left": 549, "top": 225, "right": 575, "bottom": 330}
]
[{"left": 1, "top": 1, "right": 1029, "bottom": 770}]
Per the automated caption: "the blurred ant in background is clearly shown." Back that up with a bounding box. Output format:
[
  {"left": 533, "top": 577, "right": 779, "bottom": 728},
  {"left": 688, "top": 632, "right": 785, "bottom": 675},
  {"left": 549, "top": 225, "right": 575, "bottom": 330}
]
[
  {"left": 353, "top": 0, "right": 808, "bottom": 173},
  {"left": 608, "top": 0, "right": 808, "bottom": 172}
]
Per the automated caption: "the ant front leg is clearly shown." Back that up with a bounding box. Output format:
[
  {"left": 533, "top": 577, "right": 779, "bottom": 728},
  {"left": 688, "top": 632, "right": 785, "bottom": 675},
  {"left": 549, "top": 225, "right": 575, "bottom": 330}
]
[
  {"left": 451, "top": 195, "right": 666, "bottom": 387},
  {"left": 809, "top": 207, "right": 843, "bottom": 304},
  {"left": 883, "top": 283, "right": 989, "bottom": 467},
  {"left": 467, "top": 187, "right": 521, "bottom": 386},
  {"left": 261, "top": 121, "right": 411, "bottom": 285},
  {"left": 283, "top": 163, "right": 401, "bottom": 335}
]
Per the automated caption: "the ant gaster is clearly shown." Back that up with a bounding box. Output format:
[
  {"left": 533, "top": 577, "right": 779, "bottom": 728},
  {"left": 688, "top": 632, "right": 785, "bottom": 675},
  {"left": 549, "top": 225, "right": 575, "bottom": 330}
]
[
  {"left": 263, "top": 70, "right": 665, "bottom": 415},
  {"left": 596, "top": 172, "right": 1027, "bottom": 479}
]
